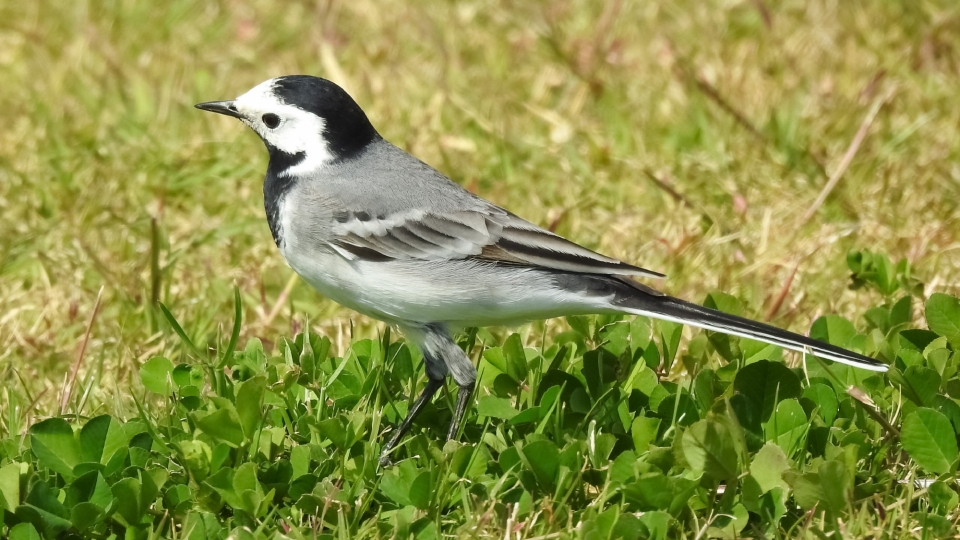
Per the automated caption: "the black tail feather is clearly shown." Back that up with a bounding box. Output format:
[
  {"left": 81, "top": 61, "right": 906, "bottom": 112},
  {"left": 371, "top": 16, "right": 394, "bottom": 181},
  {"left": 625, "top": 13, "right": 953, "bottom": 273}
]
[{"left": 615, "top": 289, "right": 886, "bottom": 371}]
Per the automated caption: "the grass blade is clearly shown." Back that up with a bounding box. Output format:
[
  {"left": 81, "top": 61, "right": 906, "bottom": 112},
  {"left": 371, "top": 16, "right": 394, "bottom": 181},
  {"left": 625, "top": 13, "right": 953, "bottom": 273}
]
[{"left": 159, "top": 302, "right": 201, "bottom": 356}]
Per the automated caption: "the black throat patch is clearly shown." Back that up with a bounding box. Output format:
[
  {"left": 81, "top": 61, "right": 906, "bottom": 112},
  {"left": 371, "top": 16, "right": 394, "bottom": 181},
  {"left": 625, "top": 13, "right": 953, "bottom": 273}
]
[{"left": 263, "top": 146, "right": 305, "bottom": 247}]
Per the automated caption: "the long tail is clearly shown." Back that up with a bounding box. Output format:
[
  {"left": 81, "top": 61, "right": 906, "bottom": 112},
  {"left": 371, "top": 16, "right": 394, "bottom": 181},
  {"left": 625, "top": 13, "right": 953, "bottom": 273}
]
[{"left": 608, "top": 279, "right": 887, "bottom": 372}]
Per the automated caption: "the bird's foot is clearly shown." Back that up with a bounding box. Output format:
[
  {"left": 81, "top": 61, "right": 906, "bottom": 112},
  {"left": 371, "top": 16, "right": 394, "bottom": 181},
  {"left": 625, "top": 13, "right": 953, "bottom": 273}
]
[{"left": 378, "top": 452, "right": 394, "bottom": 468}]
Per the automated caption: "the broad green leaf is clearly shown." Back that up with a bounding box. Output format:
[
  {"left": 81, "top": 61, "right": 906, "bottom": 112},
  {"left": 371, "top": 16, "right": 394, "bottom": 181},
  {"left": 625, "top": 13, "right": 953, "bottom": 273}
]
[
  {"left": 8, "top": 523, "right": 41, "bottom": 540},
  {"left": 79, "top": 414, "right": 129, "bottom": 465},
  {"left": 625, "top": 365, "right": 659, "bottom": 395},
  {"left": 933, "top": 395, "right": 960, "bottom": 435},
  {"left": 706, "top": 503, "right": 749, "bottom": 538},
  {"left": 287, "top": 475, "right": 318, "bottom": 502},
  {"left": 637, "top": 510, "right": 672, "bottom": 540},
  {"left": 408, "top": 470, "right": 432, "bottom": 510},
  {"left": 379, "top": 476, "right": 410, "bottom": 507},
  {"left": 579, "top": 506, "right": 619, "bottom": 539},
  {"left": 763, "top": 399, "right": 807, "bottom": 455},
  {"left": 902, "top": 408, "right": 958, "bottom": 475},
  {"left": 792, "top": 460, "right": 852, "bottom": 512},
  {"left": 599, "top": 320, "right": 631, "bottom": 356},
  {"left": 502, "top": 333, "right": 528, "bottom": 382},
  {"left": 566, "top": 315, "right": 591, "bottom": 338},
  {"left": 681, "top": 418, "right": 739, "bottom": 481},
  {"left": 801, "top": 384, "right": 838, "bottom": 425},
  {"left": 607, "top": 451, "right": 638, "bottom": 485},
  {"left": 380, "top": 461, "right": 422, "bottom": 507},
  {"left": 233, "top": 462, "right": 259, "bottom": 494},
  {"left": 227, "top": 526, "right": 257, "bottom": 540},
  {"left": 172, "top": 364, "right": 205, "bottom": 389},
  {"left": 290, "top": 445, "right": 312, "bottom": 479},
  {"left": 704, "top": 292, "right": 745, "bottom": 361},
  {"left": 14, "top": 504, "right": 72, "bottom": 540},
  {"left": 196, "top": 407, "right": 245, "bottom": 448},
  {"left": 140, "top": 356, "right": 175, "bottom": 394},
  {"left": 657, "top": 391, "right": 700, "bottom": 427},
  {"left": 791, "top": 473, "right": 822, "bottom": 511},
  {"left": 926, "top": 294, "right": 960, "bottom": 348},
  {"left": 741, "top": 339, "right": 781, "bottom": 364},
  {"left": 621, "top": 473, "right": 697, "bottom": 515},
  {"left": 581, "top": 349, "right": 619, "bottom": 399},
  {"left": 657, "top": 320, "right": 683, "bottom": 372},
  {"left": 235, "top": 375, "right": 266, "bottom": 440},
  {"left": 929, "top": 481, "right": 959, "bottom": 515},
  {"left": 65, "top": 471, "right": 114, "bottom": 509},
  {"left": 499, "top": 447, "right": 521, "bottom": 474},
  {"left": 508, "top": 406, "right": 540, "bottom": 426},
  {"left": 897, "top": 348, "right": 925, "bottom": 368},
  {"left": 915, "top": 513, "right": 953, "bottom": 538},
  {"left": 890, "top": 295, "right": 914, "bottom": 327},
  {"left": 206, "top": 468, "right": 244, "bottom": 510},
  {"left": 809, "top": 315, "right": 856, "bottom": 348},
  {"left": 315, "top": 417, "right": 348, "bottom": 449},
  {"left": 0, "top": 462, "right": 21, "bottom": 511},
  {"left": 899, "top": 329, "right": 940, "bottom": 352},
  {"left": 900, "top": 366, "right": 941, "bottom": 407},
  {"left": 111, "top": 470, "right": 157, "bottom": 527},
  {"left": 538, "top": 384, "right": 563, "bottom": 419},
  {"left": 476, "top": 395, "right": 518, "bottom": 420},
  {"left": 750, "top": 443, "right": 790, "bottom": 494},
  {"left": 927, "top": 347, "right": 952, "bottom": 377},
  {"left": 588, "top": 428, "right": 617, "bottom": 468},
  {"left": 518, "top": 440, "right": 559, "bottom": 489},
  {"left": 70, "top": 502, "right": 105, "bottom": 531},
  {"left": 30, "top": 418, "right": 81, "bottom": 480},
  {"left": 182, "top": 512, "right": 222, "bottom": 540},
  {"left": 631, "top": 416, "right": 661, "bottom": 451},
  {"left": 21, "top": 480, "right": 71, "bottom": 537},
  {"left": 482, "top": 347, "right": 510, "bottom": 380},
  {"left": 179, "top": 439, "right": 213, "bottom": 482},
  {"left": 693, "top": 369, "right": 720, "bottom": 412},
  {"left": 733, "top": 360, "right": 801, "bottom": 421},
  {"left": 232, "top": 462, "right": 264, "bottom": 515},
  {"left": 864, "top": 306, "right": 891, "bottom": 333},
  {"left": 818, "top": 460, "right": 852, "bottom": 510},
  {"left": 164, "top": 484, "right": 193, "bottom": 513},
  {"left": 450, "top": 443, "right": 492, "bottom": 480}
]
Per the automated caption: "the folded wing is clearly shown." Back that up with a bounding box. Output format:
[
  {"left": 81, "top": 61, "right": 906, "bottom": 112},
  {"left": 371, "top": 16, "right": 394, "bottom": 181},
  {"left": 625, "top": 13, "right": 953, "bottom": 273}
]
[{"left": 328, "top": 206, "right": 664, "bottom": 279}]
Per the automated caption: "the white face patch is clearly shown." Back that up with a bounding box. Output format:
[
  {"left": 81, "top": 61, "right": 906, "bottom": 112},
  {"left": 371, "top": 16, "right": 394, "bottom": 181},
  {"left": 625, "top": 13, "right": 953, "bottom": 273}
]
[{"left": 234, "top": 78, "right": 335, "bottom": 176}]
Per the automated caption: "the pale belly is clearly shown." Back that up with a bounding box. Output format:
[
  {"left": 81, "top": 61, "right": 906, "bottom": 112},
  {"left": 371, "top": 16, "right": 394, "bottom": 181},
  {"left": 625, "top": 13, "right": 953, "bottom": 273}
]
[{"left": 278, "top": 239, "right": 611, "bottom": 327}]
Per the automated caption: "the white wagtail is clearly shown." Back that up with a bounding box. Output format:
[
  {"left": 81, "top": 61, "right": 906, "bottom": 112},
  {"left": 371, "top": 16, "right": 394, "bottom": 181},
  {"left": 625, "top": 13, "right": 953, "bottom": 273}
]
[{"left": 196, "top": 75, "right": 887, "bottom": 466}]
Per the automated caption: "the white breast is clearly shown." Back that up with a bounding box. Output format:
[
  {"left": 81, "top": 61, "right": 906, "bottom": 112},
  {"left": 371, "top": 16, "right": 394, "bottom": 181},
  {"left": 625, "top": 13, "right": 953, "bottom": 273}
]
[{"left": 275, "top": 194, "right": 613, "bottom": 326}]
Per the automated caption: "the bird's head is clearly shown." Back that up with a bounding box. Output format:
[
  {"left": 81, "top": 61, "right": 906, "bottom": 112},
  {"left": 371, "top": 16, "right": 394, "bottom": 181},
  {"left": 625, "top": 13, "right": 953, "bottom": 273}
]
[{"left": 196, "top": 75, "right": 378, "bottom": 175}]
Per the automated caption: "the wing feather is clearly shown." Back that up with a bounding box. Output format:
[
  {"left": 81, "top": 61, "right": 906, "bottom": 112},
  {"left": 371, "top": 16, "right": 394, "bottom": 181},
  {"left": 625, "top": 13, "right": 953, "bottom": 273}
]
[{"left": 329, "top": 208, "right": 664, "bottom": 279}]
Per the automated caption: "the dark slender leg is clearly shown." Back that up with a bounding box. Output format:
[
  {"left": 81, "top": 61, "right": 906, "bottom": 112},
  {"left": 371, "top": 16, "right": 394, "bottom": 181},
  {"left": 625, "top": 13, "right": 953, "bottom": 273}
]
[
  {"left": 447, "top": 382, "right": 475, "bottom": 441},
  {"left": 379, "top": 377, "right": 443, "bottom": 467}
]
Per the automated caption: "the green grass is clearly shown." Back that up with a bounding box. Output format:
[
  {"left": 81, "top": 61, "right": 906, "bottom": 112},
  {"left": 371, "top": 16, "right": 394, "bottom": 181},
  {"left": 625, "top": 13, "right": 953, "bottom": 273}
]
[{"left": 2, "top": 0, "right": 960, "bottom": 537}]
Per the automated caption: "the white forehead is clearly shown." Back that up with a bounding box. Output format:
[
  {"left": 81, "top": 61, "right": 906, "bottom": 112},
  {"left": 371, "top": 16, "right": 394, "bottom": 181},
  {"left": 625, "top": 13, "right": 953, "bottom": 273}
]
[
  {"left": 233, "top": 78, "right": 334, "bottom": 176},
  {"left": 235, "top": 78, "right": 284, "bottom": 114}
]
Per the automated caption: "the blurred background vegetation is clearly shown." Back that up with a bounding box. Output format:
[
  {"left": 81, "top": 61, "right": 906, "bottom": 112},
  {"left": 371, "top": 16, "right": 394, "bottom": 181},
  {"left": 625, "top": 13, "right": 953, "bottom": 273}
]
[{"left": 2, "top": 0, "right": 959, "bottom": 417}]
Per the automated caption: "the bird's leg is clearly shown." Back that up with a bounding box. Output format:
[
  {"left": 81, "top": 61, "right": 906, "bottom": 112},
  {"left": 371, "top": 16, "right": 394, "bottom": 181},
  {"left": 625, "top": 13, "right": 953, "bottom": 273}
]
[
  {"left": 447, "top": 382, "right": 475, "bottom": 441},
  {"left": 379, "top": 377, "right": 443, "bottom": 467},
  {"left": 392, "top": 323, "right": 477, "bottom": 459}
]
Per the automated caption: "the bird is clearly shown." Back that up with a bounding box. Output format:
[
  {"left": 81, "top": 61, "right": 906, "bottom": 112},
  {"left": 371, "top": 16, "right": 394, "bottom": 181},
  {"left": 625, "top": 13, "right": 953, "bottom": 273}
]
[{"left": 195, "top": 75, "right": 887, "bottom": 466}]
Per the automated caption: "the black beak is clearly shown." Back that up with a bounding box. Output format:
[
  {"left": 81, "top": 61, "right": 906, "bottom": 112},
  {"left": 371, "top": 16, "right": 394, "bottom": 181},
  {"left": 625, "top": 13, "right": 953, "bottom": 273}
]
[{"left": 195, "top": 100, "right": 242, "bottom": 119}]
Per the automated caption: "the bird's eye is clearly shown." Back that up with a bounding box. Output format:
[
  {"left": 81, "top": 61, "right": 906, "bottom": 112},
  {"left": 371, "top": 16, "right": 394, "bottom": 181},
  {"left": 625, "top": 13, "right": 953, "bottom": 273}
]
[{"left": 262, "top": 113, "right": 281, "bottom": 129}]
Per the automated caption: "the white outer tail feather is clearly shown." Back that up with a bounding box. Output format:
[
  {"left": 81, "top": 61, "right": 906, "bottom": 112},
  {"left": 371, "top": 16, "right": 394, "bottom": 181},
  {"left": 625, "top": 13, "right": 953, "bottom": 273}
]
[{"left": 621, "top": 306, "right": 889, "bottom": 373}]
